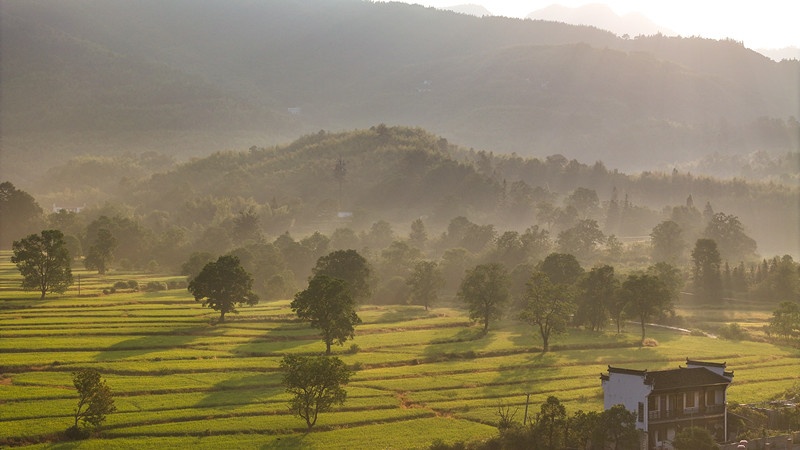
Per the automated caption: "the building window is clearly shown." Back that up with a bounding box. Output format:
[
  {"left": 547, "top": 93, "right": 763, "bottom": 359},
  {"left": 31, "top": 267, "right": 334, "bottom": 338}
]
[
  {"left": 685, "top": 392, "right": 695, "bottom": 408},
  {"left": 638, "top": 402, "right": 644, "bottom": 422}
]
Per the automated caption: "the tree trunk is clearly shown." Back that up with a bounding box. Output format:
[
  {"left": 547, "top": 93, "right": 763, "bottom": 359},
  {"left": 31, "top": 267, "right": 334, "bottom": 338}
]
[
  {"left": 325, "top": 340, "right": 331, "bottom": 355},
  {"left": 219, "top": 311, "right": 226, "bottom": 322},
  {"left": 542, "top": 335, "right": 549, "bottom": 352},
  {"left": 640, "top": 319, "right": 646, "bottom": 343},
  {"left": 40, "top": 290, "right": 46, "bottom": 299},
  {"left": 483, "top": 316, "right": 489, "bottom": 334}
]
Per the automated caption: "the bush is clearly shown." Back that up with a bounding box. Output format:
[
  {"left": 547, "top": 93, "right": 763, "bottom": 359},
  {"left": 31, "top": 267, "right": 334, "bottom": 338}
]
[
  {"left": 127, "top": 280, "right": 139, "bottom": 290},
  {"left": 167, "top": 279, "right": 187, "bottom": 290},
  {"left": 113, "top": 281, "right": 129, "bottom": 290},
  {"left": 718, "top": 323, "right": 748, "bottom": 340},
  {"left": 64, "top": 425, "right": 90, "bottom": 440},
  {"left": 144, "top": 281, "right": 168, "bottom": 292},
  {"left": 347, "top": 343, "right": 360, "bottom": 354}
]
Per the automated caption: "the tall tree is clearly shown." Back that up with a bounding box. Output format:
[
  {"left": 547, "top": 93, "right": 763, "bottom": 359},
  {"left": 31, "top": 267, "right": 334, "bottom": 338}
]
[
  {"left": 691, "top": 238, "right": 723, "bottom": 302},
  {"left": 458, "top": 263, "right": 509, "bottom": 334},
  {"left": 292, "top": 274, "right": 361, "bottom": 354},
  {"left": 187, "top": 255, "right": 259, "bottom": 322},
  {"left": 71, "top": 368, "right": 116, "bottom": 432},
  {"left": 11, "top": 230, "right": 73, "bottom": 299},
  {"left": 703, "top": 212, "right": 757, "bottom": 263},
  {"left": 539, "top": 253, "right": 584, "bottom": 285},
  {"left": 557, "top": 219, "right": 605, "bottom": 263},
  {"left": 650, "top": 220, "right": 686, "bottom": 264},
  {"left": 84, "top": 228, "right": 117, "bottom": 275},
  {"left": 621, "top": 273, "right": 673, "bottom": 342},
  {"left": 406, "top": 260, "right": 444, "bottom": 310},
  {"left": 768, "top": 301, "right": 800, "bottom": 339},
  {"left": 312, "top": 249, "right": 372, "bottom": 302},
  {"left": 281, "top": 354, "right": 351, "bottom": 429},
  {"left": 519, "top": 271, "right": 575, "bottom": 352},
  {"left": 408, "top": 218, "right": 428, "bottom": 249},
  {"left": 0, "top": 181, "right": 43, "bottom": 248},
  {"left": 575, "top": 265, "right": 617, "bottom": 331}
]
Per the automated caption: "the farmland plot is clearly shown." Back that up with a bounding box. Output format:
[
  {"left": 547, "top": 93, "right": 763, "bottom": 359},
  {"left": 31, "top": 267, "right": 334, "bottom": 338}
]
[{"left": 1, "top": 258, "right": 798, "bottom": 449}]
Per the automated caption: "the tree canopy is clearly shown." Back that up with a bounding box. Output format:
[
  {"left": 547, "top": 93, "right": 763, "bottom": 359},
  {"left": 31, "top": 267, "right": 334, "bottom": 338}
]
[
  {"left": 187, "top": 255, "right": 259, "bottom": 322},
  {"left": 620, "top": 273, "right": 673, "bottom": 342},
  {"left": 519, "top": 271, "right": 575, "bottom": 352},
  {"left": 312, "top": 249, "right": 372, "bottom": 302},
  {"left": 406, "top": 260, "right": 444, "bottom": 311},
  {"left": 458, "top": 263, "right": 509, "bottom": 334},
  {"left": 281, "top": 354, "right": 352, "bottom": 429},
  {"left": 11, "top": 229, "right": 73, "bottom": 299},
  {"left": 291, "top": 274, "right": 361, "bottom": 354},
  {"left": 71, "top": 368, "right": 116, "bottom": 432}
]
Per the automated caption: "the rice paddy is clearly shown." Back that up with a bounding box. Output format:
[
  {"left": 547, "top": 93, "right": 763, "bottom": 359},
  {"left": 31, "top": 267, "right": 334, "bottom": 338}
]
[{"left": 1, "top": 255, "right": 798, "bottom": 449}]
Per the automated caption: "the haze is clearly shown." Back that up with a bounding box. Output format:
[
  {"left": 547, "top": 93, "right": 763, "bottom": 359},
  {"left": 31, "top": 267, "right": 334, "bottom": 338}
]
[{"left": 404, "top": 0, "right": 800, "bottom": 50}]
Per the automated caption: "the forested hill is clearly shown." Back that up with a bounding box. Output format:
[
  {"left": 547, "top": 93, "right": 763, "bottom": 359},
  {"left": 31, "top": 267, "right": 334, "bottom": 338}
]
[
  {"left": 2, "top": 0, "right": 798, "bottom": 183},
  {"left": 35, "top": 126, "right": 797, "bottom": 257}
]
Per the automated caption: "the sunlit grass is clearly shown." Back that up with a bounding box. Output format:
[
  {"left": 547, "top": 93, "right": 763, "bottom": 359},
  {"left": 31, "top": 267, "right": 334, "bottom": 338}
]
[{"left": 1, "top": 259, "right": 798, "bottom": 449}]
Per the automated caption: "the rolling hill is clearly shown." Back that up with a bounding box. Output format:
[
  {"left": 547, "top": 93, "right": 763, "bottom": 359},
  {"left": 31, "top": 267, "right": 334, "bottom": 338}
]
[{"left": 1, "top": 0, "right": 798, "bottom": 184}]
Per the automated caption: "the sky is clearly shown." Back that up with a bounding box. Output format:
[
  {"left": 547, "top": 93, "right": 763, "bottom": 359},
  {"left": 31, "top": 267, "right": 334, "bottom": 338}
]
[{"left": 395, "top": 1, "right": 799, "bottom": 50}]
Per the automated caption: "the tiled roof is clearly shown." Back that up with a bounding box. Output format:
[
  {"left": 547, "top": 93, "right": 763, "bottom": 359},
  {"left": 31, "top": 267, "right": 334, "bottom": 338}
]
[{"left": 645, "top": 367, "right": 732, "bottom": 391}]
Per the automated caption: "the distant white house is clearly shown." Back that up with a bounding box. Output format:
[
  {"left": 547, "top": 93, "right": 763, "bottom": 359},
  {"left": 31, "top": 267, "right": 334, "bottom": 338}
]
[
  {"left": 52, "top": 204, "right": 85, "bottom": 214},
  {"left": 601, "top": 359, "right": 734, "bottom": 449}
]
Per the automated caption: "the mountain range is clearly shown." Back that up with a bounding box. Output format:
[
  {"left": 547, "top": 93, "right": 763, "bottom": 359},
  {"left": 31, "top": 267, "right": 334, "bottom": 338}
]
[{"left": 1, "top": 0, "right": 798, "bottom": 185}]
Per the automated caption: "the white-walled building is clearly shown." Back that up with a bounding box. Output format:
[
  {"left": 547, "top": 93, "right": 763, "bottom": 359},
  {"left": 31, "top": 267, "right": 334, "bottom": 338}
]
[{"left": 601, "top": 359, "right": 733, "bottom": 449}]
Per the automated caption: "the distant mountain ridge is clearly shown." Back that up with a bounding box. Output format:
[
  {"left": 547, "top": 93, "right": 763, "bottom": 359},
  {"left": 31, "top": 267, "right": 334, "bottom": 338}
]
[
  {"left": 1, "top": 0, "right": 797, "bottom": 184},
  {"left": 527, "top": 3, "right": 675, "bottom": 37}
]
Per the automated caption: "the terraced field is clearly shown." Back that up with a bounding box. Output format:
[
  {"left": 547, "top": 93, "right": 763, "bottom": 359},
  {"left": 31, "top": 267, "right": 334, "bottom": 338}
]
[{"left": 1, "top": 256, "right": 798, "bottom": 449}]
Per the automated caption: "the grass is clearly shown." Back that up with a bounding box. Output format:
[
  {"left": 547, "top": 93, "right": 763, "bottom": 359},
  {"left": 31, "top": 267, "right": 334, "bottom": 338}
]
[{"left": 0, "top": 253, "right": 798, "bottom": 449}]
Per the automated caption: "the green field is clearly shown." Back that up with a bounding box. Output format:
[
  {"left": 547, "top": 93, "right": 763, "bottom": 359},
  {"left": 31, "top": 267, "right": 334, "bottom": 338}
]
[{"left": 1, "top": 256, "right": 798, "bottom": 449}]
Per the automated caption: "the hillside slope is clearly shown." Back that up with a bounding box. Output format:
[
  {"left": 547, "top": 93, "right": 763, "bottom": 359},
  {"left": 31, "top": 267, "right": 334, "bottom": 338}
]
[{"left": 1, "top": 0, "right": 798, "bottom": 182}]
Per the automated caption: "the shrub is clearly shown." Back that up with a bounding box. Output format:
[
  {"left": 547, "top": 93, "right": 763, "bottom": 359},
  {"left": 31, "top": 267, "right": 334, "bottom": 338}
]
[
  {"left": 64, "top": 425, "right": 90, "bottom": 440},
  {"left": 113, "top": 281, "right": 129, "bottom": 289},
  {"left": 347, "top": 343, "right": 360, "bottom": 354},
  {"left": 718, "top": 323, "right": 748, "bottom": 340},
  {"left": 167, "top": 279, "right": 187, "bottom": 290},
  {"left": 127, "top": 280, "right": 139, "bottom": 290},
  {"left": 144, "top": 281, "right": 168, "bottom": 292}
]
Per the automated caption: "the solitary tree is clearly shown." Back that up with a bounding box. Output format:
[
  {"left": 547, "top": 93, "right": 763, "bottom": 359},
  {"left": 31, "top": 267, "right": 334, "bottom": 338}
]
[
  {"left": 621, "top": 274, "right": 673, "bottom": 342},
  {"left": 187, "top": 255, "right": 259, "bottom": 322},
  {"left": 281, "top": 354, "right": 352, "bottom": 429},
  {"left": 312, "top": 249, "right": 372, "bottom": 302},
  {"left": 519, "top": 271, "right": 575, "bottom": 352},
  {"left": 291, "top": 274, "right": 361, "bottom": 354},
  {"left": 406, "top": 260, "right": 445, "bottom": 310},
  {"left": 11, "top": 230, "right": 73, "bottom": 299},
  {"left": 458, "top": 263, "right": 509, "bottom": 334},
  {"left": 71, "top": 368, "right": 116, "bottom": 434}
]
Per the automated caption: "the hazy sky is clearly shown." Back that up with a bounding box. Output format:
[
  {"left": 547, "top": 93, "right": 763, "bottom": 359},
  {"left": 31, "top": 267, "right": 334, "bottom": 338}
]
[{"left": 396, "top": 1, "right": 799, "bottom": 50}]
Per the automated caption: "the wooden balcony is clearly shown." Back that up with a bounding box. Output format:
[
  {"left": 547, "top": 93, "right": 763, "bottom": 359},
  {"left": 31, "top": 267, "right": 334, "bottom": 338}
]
[{"left": 648, "top": 404, "right": 724, "bottom": 422}]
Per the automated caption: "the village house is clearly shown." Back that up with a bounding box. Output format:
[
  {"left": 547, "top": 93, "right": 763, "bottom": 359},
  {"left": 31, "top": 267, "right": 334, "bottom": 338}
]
[{"left": 601, "top": 359, "right": 734, "bottom": 449}]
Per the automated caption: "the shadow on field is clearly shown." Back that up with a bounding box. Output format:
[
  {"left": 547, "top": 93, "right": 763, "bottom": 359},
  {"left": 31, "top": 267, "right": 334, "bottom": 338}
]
[
  {"left": 261, "top": 434, "right": 312, "bottom": 449},
  {"left": 93, "top": 326, "right": 207, "bottom": 361},
  {"left": 372, "top": 306, "right": 436, "bottom": 324},
  {"left": 421, "top": 326, "right": 492, "bottom": 360},
  {"left": 229, "top": 322, "right": 318, "bottom": 356},
  {"left": 196, "top": 372, "right": 283, "bottom": 409}
]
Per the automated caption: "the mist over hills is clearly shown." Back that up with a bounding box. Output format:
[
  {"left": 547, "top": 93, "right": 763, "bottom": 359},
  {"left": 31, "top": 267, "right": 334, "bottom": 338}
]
[
  {"left": 1, "top": 0, "right": 798, "bottom": 184},
  {"left": 526, "top": 3, "right": 674, "bottom": 37}
]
